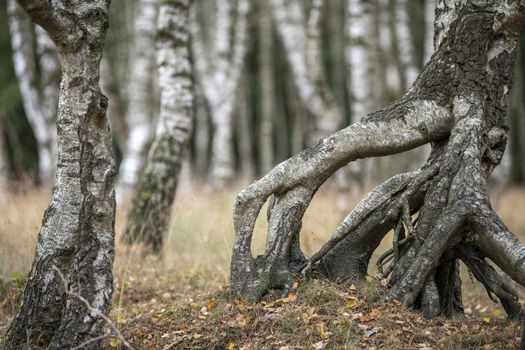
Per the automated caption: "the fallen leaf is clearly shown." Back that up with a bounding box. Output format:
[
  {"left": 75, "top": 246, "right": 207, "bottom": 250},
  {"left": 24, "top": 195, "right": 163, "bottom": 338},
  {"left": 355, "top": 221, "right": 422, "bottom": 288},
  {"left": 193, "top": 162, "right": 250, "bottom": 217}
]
[
  {"left": 363, "top": 326, "right": 381, "bottom": 337},
  {"left": 482, "top": 317, "right": 491, "bottom": 324},
  {"left": 492, "top": 309, "right": 502, "bottom": 317},
  {"left": 312, "top": 340, "right": 327, "bottom": 349}
]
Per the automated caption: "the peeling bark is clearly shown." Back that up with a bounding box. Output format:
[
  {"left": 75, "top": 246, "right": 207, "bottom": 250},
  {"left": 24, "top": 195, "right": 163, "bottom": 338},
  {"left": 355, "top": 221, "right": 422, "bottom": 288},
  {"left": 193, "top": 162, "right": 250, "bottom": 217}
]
[
  {"left": 229, "top": 0, "right": 525, "bottom": 324},
  {"left": 4, "top": 0, "right": 115, "bottom": 348},
  {"left": 122, "top": 0, "right": 193, "bottom": 254}
]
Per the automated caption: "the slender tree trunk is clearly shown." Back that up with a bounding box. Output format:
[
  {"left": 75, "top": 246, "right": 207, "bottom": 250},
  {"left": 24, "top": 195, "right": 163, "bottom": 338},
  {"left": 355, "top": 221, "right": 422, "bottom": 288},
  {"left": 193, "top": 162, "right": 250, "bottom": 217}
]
[
  {"left": 394, "top": 0, "right": 419, "bottom": 90},
  {"left": 0, "top": 116, "right": 8, "bottom": 202},
  {"left": 270, "top": 0, "right": 340, "bottom": 144},
  {"left": 424, "top": 0, "right": 435, "bottom": 64},
  {"left": 116, "top": 0, "right": 158, "bottom": 200},
  {"left": 4, "top": 0, "right": 116, "bottom": 348},
  {"left": 101, "top": 57, "right": 128, "bottom": 153},
  {"left": 509, "top": 55, "right": 525, "bottom": 184},
  {"left": 346, "top": 0, "right": 375, "bottom": 188},
  {"left": 193, "top": 84, "right": 210, "bottom": 177},
  {"left": 121, "top": 0, "right": 193, "bottom": 254},
  {"left": 237, "top": 76, "right": 254, "bottom": 177},
  {"left": 230, "top": 0, "right": 525, "bottom": 322},
  {"left": 258, "top": 2, "right": 275, "bottom": 174},
  {"left": 192, "top": 0, "right": 250, "bottom": 188},
  {"left": 7, "top": 0, "right": 58, "bottom": 185}
]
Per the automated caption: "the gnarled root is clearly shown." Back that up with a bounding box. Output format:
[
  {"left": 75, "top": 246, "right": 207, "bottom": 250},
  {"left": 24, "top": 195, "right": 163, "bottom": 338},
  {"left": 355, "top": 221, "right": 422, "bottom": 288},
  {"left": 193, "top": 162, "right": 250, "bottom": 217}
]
[{"left": 459, "top": 244, "right": 524, "bottom": 320}]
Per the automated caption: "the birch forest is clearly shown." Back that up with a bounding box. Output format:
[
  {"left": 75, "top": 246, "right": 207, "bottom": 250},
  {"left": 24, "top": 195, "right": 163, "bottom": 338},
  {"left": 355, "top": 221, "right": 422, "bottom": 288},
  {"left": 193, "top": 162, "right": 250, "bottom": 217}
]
[{"left": 1, "top": 0, "right": 525, "bottom": 349}]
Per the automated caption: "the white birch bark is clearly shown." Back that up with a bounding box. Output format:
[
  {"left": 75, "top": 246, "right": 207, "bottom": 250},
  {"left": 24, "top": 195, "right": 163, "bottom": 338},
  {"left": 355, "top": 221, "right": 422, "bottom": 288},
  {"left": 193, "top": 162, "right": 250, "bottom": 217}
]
[
  {"left": 345, "top": 0, "right": 375, "bottom": 190},
  {"left": 7, "top": 0, "right": 57, "bottom": 184},
  {"left": 117, "top": 0, "right": 158, "bottom": 200},
  {"left": 5, "top": 0, "right": 116, "bottom": 347},
  {"left": 122, "top": 0, "right": 194, "bottom": 252},
  {"left": 270, "top": 0, "right": 340, "bottom": 144},
  {"left": 191, "top": 0, "right": 250, "bottom": 188}
]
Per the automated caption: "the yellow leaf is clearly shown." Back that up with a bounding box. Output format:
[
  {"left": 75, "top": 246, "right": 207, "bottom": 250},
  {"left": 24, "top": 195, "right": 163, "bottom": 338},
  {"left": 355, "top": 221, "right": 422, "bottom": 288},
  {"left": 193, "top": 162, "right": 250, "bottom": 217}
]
[
  {"left": 320, "top": 323, "right": 328, "bottom": 339},
  {"left": 491, "top": 309, "right": 502, "bottom": 317},
  {"left": 131, "top": 307, "right": 138, "bottom": 315},
  {"left": 346, "top": 300, "right": 357, "bottom": 309},
  {"left": 115, "top": 314, "right": 123, "bottom": 322},
  {"left": 365, "top": 275, "right": 374, "bottom": 283},
  {"left": 228, "top": 341, "right": 235, "bottom": 350},
  {"left": 110, "top": 338, "right": 119, "bottom": 347},
  {"left": 207, "top": 299, "right": 219, "bottom": 311},
  {"left": 482, "top": 317, "right": 491, "bottom": 324}
]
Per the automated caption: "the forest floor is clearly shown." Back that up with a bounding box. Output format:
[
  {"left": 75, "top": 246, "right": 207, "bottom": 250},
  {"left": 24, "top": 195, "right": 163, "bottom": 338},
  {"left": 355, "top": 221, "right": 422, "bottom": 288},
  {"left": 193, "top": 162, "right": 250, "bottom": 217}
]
[{"left": 0, "top": 181, "right": 524, "bottom": 349}]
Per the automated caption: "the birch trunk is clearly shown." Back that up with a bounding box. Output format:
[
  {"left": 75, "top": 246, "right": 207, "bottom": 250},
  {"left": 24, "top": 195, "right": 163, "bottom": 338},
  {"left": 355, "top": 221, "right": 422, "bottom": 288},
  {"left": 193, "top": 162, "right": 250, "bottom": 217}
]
[
  {"left": 510, "top": 58, "right": 525, "bottom": 184},
  {"left": 230, "top": 0, "right": 525, "bottom": 323},
  {"left": 270, "top": 0, "right": 340, "bottom": 144},
  {"left": 237, "top": 76, "right": 254, "bottom": 177},
  {"left": 7, "top": 0, "right": 58, "bottom": 185},
  {"left": 258, "top": 3, "right": 275, "bottom": 174},
  {"left": 122, "top": 0, "right": 193, "bottom": 253},
  {"left": 0, "top": 117, "right": 8, "bottom": 201},
  {"left": 117, "top": 0, "right": 158, "bottom": 200},
  {"left": 194, "top": 84, "right": 210, "bottom": 176},
  {"left": 394, "top": 0, "right": 419, "bottom": 90},
  {"left": 192, "top": 0, "right": 250, "bottom": 188},
  {"left": 4, "top": 0, "right": 116, "bottom": 348},
  {"left": 345, "top": 0, "right": 375, "bottom": 189}
]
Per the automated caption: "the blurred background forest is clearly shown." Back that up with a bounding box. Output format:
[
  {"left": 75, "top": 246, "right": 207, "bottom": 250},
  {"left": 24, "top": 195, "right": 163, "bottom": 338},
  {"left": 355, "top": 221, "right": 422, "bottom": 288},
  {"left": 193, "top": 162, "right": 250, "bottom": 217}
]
[{"left": 0, "top": 0, "right": 523, "bottom": 192}]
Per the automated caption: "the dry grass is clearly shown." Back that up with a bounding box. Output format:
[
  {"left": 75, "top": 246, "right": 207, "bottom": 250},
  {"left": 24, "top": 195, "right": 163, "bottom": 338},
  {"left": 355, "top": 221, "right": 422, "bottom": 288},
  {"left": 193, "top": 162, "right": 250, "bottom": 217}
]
[{"left": 1, "top": 181, "right": 525, "bottom": 348}]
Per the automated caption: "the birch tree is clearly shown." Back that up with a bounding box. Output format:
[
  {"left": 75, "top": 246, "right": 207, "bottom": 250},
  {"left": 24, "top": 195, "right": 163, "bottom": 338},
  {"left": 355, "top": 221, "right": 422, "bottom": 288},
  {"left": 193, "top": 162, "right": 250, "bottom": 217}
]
[
  {"left": 258, "top": 2, "right": 275, "bottom": 174},
  {"left": 4, "top": 0, "right": 116, "bottom": 348},
  {"left": 270, "top": 0, "right": 340, "bottom": 144},
  {"left": 7, "top": 0, "right": 59, "bottom": 185},
  {"left": 117, "top": 0, "right": 158, "bottom": 200},
  {"left": 0, "top": 118, "right": 8, "bottom": 201},
  {"left": 346, "top": 0, "right": 375, "bottom": 188},
  {"left": 230, "top": 0, "right": 525, "bottom": 323},
  {"left": 122, "top": 0, "right": 193, "bottom": 253},
  {"left": 394, "top": 0, "right": 419, "bottom": 90},
  {"left": 191, "top": 0, "right": 250, "bottom": 188}
]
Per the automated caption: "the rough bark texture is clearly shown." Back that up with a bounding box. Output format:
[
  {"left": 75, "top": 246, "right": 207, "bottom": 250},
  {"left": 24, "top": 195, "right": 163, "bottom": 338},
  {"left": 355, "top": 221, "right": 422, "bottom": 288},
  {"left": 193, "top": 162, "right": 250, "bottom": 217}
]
[
  {"left": 229, "top": 0, "right": 525, "bottom": 324},
  {"left": 7, "top": 0, "right": 59, "bottom": 185},
  {"left": 191, "top": 0, "right": 250, "bottom": 188},
  {"left": 4, "top": 0, "right": 116, "bottom": 348},
  {"left": 116, "top": 0, "right": 158, "bottom": 201},
  {"left": 121, "top": 0, "right": 193, "bottom": 254}
]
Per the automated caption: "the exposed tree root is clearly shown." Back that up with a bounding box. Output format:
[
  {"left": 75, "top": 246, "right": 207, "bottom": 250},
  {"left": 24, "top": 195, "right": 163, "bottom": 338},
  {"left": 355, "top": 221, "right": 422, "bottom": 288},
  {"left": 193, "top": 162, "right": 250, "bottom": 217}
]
[{"left": 229, "top": 0, "right": 525, "bottom": 325}]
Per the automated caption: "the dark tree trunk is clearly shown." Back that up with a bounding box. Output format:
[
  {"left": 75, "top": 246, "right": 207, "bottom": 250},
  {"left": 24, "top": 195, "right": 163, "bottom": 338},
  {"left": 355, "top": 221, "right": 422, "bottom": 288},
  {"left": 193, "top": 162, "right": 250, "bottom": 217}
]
[
  {"left": 4, "top": 0, "right": 116, "bottom": 348},
  {"left": 121, "top": 0, "right": 193, "bottom": 254},
  {"left": 229, "top": 0, "right": 525, "bottom": 323}
]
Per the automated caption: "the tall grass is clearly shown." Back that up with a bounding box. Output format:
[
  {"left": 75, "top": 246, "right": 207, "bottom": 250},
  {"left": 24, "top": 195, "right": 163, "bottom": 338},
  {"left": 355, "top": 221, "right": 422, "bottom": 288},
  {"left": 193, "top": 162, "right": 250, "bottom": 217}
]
[{"left": 1, "top": 182, "right": 524, "bottom": 307}]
